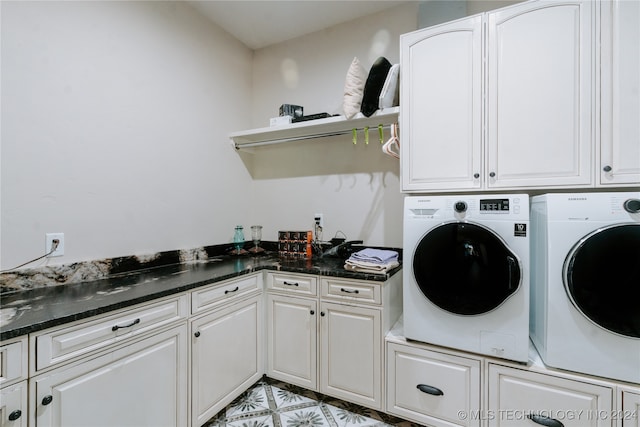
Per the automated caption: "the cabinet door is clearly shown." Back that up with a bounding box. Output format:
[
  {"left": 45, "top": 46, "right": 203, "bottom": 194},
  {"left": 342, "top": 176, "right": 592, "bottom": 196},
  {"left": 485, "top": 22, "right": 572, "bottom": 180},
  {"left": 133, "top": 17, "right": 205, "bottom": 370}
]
[
  {"left": 191, "top": 295, "right": 262, "bottom": 427},
  {"left": 621, "top": 389, "right": 640, "bottom": 427},
  {"left": 488, "top": 364, "right": 613, "bottom": 427},
  {"left": 319, "top": 302, "right": 382, "bottom": 410},
  {"left": 266, "top": 293, "right": 317, "bottom": 391},
  {"left": 600, "top": 0, "right": 640, "bottom": 186},
  {"left": 30, "top": 324, "right": 187, "bottom": 427},
  {"left": 1, "top": 381, "right": 27, "bottom": 427},
  {"left": 400, "top": 15, "right": 483, "bottom": 192},
  {"left": 487, "top": 1, "right": 594, "bottom": 189}
]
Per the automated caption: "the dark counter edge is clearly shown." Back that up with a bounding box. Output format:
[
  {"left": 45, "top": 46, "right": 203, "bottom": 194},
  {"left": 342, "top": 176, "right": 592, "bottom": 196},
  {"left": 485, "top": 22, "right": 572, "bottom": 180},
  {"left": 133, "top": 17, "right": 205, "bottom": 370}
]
[{"left": 1, "top": 257, "right": 401, "bottom": 341}]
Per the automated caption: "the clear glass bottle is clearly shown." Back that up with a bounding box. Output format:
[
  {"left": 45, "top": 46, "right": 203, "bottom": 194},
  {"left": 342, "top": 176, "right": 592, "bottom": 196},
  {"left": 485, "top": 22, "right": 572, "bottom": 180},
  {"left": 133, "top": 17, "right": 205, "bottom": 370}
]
[
  {"left": 250, "top": 225, "right": 263, "bottom": 253},
  {"left": 233, "top": 225, "right": 245, "bottom": 253}
]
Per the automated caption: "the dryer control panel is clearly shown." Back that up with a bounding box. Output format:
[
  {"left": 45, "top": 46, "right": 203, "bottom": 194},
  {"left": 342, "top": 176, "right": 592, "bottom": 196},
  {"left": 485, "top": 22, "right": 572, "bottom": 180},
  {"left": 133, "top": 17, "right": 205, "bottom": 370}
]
[{"left": 405, "top": 194, "right": 528, "bottom": 221}]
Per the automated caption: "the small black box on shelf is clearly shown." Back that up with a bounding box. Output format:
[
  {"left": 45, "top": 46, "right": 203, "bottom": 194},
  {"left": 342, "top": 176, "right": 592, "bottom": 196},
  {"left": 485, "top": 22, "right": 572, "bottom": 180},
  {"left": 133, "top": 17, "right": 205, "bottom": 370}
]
[{"left": 279, "top": 104, "right": 303, "bottom": 118}]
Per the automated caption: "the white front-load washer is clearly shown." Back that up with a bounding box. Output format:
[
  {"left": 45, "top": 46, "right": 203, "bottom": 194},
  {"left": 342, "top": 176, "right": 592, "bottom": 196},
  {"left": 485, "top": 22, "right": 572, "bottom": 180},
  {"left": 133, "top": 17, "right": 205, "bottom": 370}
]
[
  {"left": 530, "top": 192, "right": 640, "bottom": 383},
  {"left": 403, "top": 194, "right": 530, "bottom": 362}
]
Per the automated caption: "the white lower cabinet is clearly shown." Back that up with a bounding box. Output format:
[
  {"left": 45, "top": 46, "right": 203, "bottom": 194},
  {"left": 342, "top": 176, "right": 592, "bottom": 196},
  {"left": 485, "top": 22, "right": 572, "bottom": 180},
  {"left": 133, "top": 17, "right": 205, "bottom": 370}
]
[
  {"left": 266, "top": 272, "right": 402, "bottom": 412},
  {"left": 1, "top": 381, "right": 27, "bottom": 427},
  {"left": 386, "top": 341, "right": 481, "bottom": 427},
  {"left": 266, "top": 293, "right": 317, "bottom": 390},
  {"left": 30, "top": 324, "right": 188, "bottom": 427},
  {"left": 1, "top": 336, "right": 28, "bottom": 427},
  {"left": 320, "top": 301, "right": 382, "bottom": 409},
  {"left": 191, "top": 294, "right": 263, "bottom": 427},
  {"left": 619, "top": 387, "right": 640, "bottom": 427},
  {"left": 488, "top": 364, "right": 614, "bottom": 427}
]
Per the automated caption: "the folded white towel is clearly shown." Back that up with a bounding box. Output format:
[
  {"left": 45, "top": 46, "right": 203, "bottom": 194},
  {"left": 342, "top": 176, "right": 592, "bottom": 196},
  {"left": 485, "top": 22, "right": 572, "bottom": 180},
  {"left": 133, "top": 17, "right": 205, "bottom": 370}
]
[
  {"left": 349, "top": 248, "right": 399, "bottom": 265},
  {"left": 344, "top": 259, "right": 400, "bottom": 274}
]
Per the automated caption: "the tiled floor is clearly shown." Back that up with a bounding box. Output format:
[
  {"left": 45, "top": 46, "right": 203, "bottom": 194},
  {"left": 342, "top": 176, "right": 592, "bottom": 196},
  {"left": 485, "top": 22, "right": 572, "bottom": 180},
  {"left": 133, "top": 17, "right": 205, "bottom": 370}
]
[{"left": 203, "top": 377, "right": 422, "bottom": 427}]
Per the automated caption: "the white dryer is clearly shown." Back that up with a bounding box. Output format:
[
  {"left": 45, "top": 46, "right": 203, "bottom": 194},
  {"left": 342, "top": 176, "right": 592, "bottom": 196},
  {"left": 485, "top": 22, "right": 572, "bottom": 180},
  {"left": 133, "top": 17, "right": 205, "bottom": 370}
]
[
  {"left": 403, "top": 195, "right": 530, "bottom": 362},
  {"left": 530, "top": 192, "right": 640, "bottom": 383}
]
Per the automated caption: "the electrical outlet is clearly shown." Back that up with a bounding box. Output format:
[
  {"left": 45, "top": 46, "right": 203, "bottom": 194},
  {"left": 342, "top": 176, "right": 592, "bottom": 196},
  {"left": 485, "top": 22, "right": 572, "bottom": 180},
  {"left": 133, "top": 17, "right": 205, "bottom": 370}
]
[
  {"left": 46, "top": 233, "right": 64, "bottom": 257},
  {"left": 314, "top": 213, "right": 324, "bottom": 228}
]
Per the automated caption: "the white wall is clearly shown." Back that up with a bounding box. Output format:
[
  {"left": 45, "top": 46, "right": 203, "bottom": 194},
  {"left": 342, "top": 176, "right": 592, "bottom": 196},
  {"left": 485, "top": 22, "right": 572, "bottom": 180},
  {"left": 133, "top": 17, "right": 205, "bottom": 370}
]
[
  {"left": 0, "top": 1, "right": 254, "bottom": 268},
  {"left": 0, "top": 0, "right": 529, "bottom": 270},
  {"left": 247, "top": 3, "right": 419, "bottom": 247}
]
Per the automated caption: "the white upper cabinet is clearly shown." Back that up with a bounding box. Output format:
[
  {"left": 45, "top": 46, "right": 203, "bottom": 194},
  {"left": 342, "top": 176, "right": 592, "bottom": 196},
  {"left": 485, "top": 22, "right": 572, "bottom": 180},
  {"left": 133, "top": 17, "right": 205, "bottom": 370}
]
[
  {"left": 599, "top": 0, "right": 640, "bottom": 186},
  {"left": 400, "top": 15, "right": 483, "bottom": 192},
  {"left": 401, "top": 0, "right": 596, "bottom": 192},
  {"left": 486, "top": 1, "right": 594, "bottom": 189}
]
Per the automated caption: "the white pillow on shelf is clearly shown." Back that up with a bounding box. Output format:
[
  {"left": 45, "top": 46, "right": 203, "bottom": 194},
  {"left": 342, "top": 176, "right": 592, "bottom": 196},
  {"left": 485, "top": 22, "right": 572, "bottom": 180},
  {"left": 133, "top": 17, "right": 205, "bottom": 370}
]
[
  {"left": 342, "top": 57, "right": 367, "bottom": 119},
  {"left": 378, "top": 64, "right": 399, "bottom": 109}
]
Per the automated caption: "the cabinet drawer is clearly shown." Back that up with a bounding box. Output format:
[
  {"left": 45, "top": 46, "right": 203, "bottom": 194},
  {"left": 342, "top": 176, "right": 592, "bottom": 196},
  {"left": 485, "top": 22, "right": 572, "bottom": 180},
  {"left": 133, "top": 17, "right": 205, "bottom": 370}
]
[
  {"left": 387, "top": 342, "right": 481, "bottom": 427},
  {"left": 266, "top": 272, "right": 317, "bottom": 296},
  {"left": 192, "top": 273, "right": 261, "bottom": 315},
  {"left": 488, "top": 364, "right": 613, "bottom": 427},
  {"left": 0, "top": 336, "right": 28, "bottom": 387},
  {"left": 321, "top": 278, "right": 380, "bottom": 305},
  {"left": 32, "top": 295, "right": 188, "bottom": 373}
]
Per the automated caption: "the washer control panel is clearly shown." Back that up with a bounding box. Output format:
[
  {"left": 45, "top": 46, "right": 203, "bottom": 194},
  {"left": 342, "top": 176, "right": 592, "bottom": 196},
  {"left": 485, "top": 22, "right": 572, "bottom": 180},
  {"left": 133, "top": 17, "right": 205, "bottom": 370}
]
[
  {"left": 406, "top": 194, "right": 528, "bottom": 221},
  {"left": 480, "top": 198, "right": 510, "bottom": 212}
]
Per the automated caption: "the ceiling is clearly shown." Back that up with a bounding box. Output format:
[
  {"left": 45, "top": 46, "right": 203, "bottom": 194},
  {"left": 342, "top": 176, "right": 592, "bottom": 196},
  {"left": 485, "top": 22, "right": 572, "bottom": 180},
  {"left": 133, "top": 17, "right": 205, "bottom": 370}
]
[{"left": 187, "top": 1, "right": 412, "bottom": 50}]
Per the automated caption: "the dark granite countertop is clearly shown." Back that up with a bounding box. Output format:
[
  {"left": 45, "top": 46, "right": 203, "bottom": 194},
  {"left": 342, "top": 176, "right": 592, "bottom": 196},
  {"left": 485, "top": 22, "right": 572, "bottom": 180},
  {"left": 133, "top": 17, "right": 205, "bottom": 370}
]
[{"left": 0, "top": 253, "right": 401, "bottom": 341}]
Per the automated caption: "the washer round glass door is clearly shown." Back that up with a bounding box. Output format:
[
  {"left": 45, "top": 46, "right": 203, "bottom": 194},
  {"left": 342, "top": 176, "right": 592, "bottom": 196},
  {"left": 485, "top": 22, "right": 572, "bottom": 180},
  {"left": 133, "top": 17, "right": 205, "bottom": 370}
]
[
  {"left": 412, "top": 222, "right": 521, "bottom": 315},
  {"left": 563, "top": 223, "right": 640, "bottom": 339}
]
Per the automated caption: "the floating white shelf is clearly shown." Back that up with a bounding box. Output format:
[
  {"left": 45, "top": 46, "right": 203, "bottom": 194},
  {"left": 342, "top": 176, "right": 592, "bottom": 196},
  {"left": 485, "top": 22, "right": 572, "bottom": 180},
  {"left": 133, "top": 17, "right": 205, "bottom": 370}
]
[{"left": 230, "top": 107, "right": 399, "bottom": 149}]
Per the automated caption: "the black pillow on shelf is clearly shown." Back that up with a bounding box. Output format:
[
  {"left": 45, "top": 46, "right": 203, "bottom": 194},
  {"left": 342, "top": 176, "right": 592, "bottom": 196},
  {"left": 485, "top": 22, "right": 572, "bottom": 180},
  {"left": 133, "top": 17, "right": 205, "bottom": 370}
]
[{"left": 360, "top": 57, "right": 392, "bottom": 117}]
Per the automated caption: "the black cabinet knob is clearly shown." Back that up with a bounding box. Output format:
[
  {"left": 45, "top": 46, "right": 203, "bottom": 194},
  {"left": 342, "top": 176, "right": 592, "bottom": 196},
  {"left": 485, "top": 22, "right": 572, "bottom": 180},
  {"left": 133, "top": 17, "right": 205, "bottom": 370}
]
[
  {"left": 320, "top": 312, "right": 325, "bottom": 317},
  {"left": 489, "top": 171, "right": 496, "bottom": 178},
  {"left": 194, "top": 331, "right": 201, "bottom": 338},
  {"left": 8, "top": 410, "right": 22, "bottom": 421},
  {"left": 42, "top": 395, "right": 53, "bottom": 405},
  {"left": 310, "top": 310, "right": 315, "bottom": 315},
  {"left": 603, "top": 165, "right": 612, "bottom": 172},
  {"left": 473, "top": 173, "right": 480, "bottom": 179}
]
